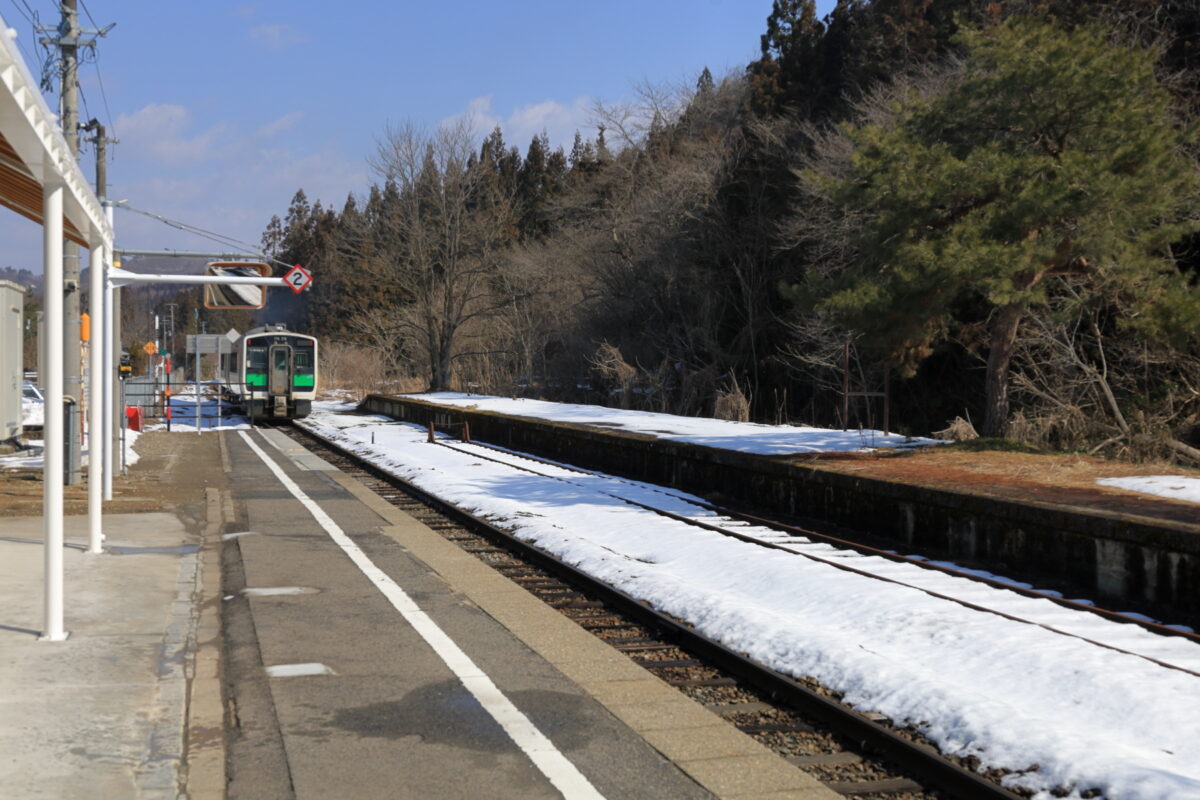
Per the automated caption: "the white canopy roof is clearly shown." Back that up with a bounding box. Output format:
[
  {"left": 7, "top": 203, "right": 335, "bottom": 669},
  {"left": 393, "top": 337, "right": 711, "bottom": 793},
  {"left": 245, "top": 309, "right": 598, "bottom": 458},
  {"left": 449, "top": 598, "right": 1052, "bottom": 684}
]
[{"left": 0, "top": 16, "right": 111, "bottom": 249}]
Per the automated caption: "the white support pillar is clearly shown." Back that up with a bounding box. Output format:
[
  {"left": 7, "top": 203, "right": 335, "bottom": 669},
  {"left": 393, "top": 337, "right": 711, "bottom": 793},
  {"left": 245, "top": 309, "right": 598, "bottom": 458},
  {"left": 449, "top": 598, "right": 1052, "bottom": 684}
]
[
  {"left": 102, "top": 204, "right": 114, "bottom": 499},
  {"left": 41, "top": 178, "right": 68, "bottom": 642},
  {"left": 87, "top": 238, "right": 104, "bottom": 553}
]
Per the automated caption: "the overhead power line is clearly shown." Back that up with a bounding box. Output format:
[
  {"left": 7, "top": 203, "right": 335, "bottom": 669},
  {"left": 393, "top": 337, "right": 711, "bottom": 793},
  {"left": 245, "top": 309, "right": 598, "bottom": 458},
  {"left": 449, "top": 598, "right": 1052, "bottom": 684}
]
[
  {"left": 7, "top": 0, "right": 33, "bottom": 22},
  {"left": 5, "top": 0, "right": 39, "bottom": 69},
  {"left": 89, "top": 45, "right": 114, "bottom": 136},
  {"left": 75, "top": 0, "right": 114, "bottom": 135},
  {"left": 117, "top": 204, "right": 295, "bottom": 271}
]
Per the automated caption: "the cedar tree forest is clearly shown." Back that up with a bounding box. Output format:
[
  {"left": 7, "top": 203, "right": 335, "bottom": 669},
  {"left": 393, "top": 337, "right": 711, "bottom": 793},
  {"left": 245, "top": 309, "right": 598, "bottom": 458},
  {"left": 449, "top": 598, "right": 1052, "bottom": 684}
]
[{"left": 217, "top": 1, "right": 1200, "bottom": 461}]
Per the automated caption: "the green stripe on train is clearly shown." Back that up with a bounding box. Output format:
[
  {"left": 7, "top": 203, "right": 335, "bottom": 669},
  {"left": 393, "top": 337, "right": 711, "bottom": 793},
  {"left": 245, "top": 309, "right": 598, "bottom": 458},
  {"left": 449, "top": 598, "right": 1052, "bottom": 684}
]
[
  {"left": 293, "top": 374, "right": 315, "bottom": 388},
  {"left": 246, "top": 373, "right": 266, "bottom": 387}
]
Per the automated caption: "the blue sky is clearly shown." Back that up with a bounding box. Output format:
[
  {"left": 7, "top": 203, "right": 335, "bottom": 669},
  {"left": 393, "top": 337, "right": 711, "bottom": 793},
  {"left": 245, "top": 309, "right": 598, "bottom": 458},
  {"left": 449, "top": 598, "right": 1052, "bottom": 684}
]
[{"left": 2, "top": 0, "right": 835, "bottom": 274}]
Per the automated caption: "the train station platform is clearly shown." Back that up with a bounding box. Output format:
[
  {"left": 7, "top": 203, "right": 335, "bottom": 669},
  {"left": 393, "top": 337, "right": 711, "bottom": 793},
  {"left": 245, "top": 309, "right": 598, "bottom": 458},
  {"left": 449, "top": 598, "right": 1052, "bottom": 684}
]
[
  {"left": 0, "top": 432, "right": 225, "bottom": 800},
  {"left": 0, "top": 427, "right": 837, "bottom": 799}
]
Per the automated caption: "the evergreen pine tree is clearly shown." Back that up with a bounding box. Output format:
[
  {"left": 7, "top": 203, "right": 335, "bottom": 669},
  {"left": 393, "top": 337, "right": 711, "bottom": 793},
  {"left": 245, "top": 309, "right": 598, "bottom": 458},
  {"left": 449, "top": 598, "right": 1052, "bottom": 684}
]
[
  {"left": 518, "top": 133, "right": 549, "bottom": 238},
  {"left": 796, "top": 16, "right": 1200, "bottom": 436}
]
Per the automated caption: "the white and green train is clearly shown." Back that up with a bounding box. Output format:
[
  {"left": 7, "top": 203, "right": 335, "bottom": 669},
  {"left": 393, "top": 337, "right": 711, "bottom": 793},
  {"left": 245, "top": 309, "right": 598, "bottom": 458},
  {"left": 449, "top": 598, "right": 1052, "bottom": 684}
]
[{"left": 221, "top": 324, "right": 317, "bottom": 420}]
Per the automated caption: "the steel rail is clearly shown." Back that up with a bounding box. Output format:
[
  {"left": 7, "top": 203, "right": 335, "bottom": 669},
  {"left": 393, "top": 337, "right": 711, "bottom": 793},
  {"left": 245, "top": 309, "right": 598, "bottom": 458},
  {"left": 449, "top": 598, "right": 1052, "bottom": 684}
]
[
  {"left": 289, "top": 422, "right": 1024, "bottom": 800},
  {"left": 439, "top": 435, "right": 1200, "bottom": 644},
  {"left": 425, "top": 437, "right": 1200, "bottom": 679}
]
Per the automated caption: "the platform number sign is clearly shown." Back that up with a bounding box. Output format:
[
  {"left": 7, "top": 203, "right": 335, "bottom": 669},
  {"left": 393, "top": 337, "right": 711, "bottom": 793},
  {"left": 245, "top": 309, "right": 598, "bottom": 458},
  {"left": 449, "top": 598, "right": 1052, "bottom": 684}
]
[{"left": 283, "top": 264, "right": 313, "bottom": 295}]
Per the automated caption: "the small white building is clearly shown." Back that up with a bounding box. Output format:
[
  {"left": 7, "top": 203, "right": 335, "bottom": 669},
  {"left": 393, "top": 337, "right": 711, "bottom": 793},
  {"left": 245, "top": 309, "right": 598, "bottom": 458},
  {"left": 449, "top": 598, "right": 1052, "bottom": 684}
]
[{"left": 1, "top": 279, "right": 23, "bottom": 440}]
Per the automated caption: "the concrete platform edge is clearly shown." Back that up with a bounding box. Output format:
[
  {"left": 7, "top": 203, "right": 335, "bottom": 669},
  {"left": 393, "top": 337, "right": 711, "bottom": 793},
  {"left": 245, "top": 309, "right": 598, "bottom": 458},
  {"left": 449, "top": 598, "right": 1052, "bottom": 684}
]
[
  {"left": 326, "top": 467, "right": 840, "bottom": 800},
  {"left": 183, "top": 485, "right": 227, "bottom": 799}
]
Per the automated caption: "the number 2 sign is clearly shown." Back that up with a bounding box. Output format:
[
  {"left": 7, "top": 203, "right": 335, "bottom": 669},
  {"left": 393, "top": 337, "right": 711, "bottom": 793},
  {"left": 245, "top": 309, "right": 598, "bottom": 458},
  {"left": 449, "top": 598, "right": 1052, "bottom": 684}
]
[{"left": 283, "top": 264, "right": 313, "bottom": 295}]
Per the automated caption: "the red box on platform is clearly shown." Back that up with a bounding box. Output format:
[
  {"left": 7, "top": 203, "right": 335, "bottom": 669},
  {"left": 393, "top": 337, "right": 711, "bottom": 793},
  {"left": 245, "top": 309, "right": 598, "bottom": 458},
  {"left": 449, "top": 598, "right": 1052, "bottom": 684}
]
[{"left": 125, "top": 406, "right": 142, "bottom": 432}]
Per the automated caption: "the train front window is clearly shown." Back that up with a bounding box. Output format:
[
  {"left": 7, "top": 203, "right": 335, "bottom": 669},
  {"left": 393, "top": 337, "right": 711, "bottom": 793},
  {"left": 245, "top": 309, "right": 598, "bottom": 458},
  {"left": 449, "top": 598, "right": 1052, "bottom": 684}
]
[
  {"left": 292, "top": 342, "right": 315, "bottom": 388},
  {"left": 274, "top": 349, "right": 290, "bottom": 371},
  {"left": 247, "top": 347, "right": 267, "bottom": 369}
]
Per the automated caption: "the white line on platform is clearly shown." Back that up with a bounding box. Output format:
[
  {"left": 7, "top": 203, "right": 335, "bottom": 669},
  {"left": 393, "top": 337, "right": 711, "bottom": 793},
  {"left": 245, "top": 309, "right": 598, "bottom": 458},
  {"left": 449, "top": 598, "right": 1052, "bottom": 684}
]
[
  {"left": 237, "top": 431, "right": 606, "bottom": 800},
  {"left": 221, "top": 531, "right": 259, "bottom": 540},
  {"left": 265, "top": 662, "right": 334, "bottom": 678}
]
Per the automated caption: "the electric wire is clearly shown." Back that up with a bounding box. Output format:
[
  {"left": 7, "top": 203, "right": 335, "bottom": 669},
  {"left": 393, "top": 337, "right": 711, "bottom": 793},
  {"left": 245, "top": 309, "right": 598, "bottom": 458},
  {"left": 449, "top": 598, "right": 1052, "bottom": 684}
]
[
  {"left": 77, "top": 81, "right": 91, "bottom": 128},
  {"left": 66, "top": 0, "right": 115, "bottom": 149},
  {"left": 77, "top": 0, "right": 96, "bottom": 27},
  {"left": 4, "top": 0, "right": 40, "bottom": 71},
  {"left": 87, "top": 46, "right": 114, "bottom": 139},
  {"left": 75, "top": 0, "right": 113, "bottom": 135},
  {"left": 117, "top": 204, "right": 294, "bottom": 271},
  {"left": 6, "top": 0, "right": 32, "bottom": 22}
]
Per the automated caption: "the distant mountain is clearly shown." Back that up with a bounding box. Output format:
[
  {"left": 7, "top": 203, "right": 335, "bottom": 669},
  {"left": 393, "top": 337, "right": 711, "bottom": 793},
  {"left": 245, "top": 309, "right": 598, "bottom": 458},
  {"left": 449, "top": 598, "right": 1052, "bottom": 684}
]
[{"left": 0, "top": 267, "right": 38, "bottom": 290}]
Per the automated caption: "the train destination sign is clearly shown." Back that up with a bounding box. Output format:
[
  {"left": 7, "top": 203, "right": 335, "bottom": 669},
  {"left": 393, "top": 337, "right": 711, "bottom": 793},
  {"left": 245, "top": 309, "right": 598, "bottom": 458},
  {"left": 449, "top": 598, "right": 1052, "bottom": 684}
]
[{"left": 283, "top": 264, "right": 312, "bottom": 294}]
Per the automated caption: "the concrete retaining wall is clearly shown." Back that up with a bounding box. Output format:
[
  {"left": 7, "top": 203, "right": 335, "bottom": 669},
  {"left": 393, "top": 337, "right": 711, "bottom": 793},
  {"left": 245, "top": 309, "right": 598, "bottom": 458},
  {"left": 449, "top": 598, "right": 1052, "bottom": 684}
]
[{"left": 362, "top": 394, "right": 1200, "bottom": 618}]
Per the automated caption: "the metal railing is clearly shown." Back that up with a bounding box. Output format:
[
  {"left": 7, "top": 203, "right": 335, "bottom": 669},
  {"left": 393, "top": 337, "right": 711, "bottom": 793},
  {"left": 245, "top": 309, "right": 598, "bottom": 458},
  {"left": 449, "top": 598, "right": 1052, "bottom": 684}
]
[{"left": 120, "top": 376, "right": 259, "bottom": 432}]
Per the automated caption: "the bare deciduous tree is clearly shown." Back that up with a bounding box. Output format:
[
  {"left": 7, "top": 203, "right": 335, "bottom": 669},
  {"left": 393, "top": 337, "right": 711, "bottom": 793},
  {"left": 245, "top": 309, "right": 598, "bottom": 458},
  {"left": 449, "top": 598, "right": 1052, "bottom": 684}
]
[
  {"left": 367, "top": 119, "right": 516, "bottom": 390},
  {"left": 1010, "top": 287, "right": 1200, "bottom": 464}
]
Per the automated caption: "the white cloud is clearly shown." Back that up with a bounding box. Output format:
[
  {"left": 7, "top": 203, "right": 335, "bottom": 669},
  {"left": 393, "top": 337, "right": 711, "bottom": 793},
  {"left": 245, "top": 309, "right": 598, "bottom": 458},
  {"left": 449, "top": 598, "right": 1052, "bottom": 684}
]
[
  {"left": 439, "top": 95, "right": 594, "bottom": 154},
  {"left": 101, "top": 100, "right": 363, "bottom": 259},
  {"left": 248, "top": 23, "right": 310, "bottom": 51},
  {"left": 114, "top": 103, "right": 225, "bottom": 166},
  {"left": 506, "top": 97, "right": 595, "bottom": 152},
  {"left": 255, "top": 112, "right": 304, "bottom": 139},
  {"left": 110, "top": 142, "right": 366, "bottom": 256}
]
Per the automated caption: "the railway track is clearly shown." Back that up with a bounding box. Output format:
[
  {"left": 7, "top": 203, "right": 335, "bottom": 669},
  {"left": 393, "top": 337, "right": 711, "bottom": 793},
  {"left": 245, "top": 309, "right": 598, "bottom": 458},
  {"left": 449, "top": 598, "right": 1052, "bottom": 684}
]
[
  {"left": 432, "top": 435, "right": 1198, "bottom": 641},
  {"left": 280, "top": 422, "right": 1038, "bottom": 800},
  {"left": 422, "top": 436, "right": 1200, "bottom": 679}
]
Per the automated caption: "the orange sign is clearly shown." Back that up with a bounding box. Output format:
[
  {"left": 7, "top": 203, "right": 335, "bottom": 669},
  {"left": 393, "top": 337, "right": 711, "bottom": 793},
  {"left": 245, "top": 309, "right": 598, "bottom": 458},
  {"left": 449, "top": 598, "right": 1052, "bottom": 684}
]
[{"left": 143, "top": 341, "right": 156, "bottom": 355}]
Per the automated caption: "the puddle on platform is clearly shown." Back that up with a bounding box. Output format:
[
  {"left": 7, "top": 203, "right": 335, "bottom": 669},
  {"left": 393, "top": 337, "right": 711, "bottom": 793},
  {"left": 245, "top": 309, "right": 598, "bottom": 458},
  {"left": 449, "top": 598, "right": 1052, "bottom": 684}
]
[
  {"left": 329, "top": 680, "right": 594, "bottom": 752},
  {"left": 108, "top": 544, "right": 200, "bottom": 556}
]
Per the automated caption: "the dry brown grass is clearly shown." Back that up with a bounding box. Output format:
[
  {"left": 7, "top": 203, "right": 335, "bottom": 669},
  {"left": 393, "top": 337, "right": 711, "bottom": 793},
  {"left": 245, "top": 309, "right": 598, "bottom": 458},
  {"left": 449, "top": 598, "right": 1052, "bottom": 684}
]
[
  {"left": 800, "top": 445, "right": 1200, "bottom": 525},
  {"left": 713, "top": 376, "right": 751, "bottom": 422}
]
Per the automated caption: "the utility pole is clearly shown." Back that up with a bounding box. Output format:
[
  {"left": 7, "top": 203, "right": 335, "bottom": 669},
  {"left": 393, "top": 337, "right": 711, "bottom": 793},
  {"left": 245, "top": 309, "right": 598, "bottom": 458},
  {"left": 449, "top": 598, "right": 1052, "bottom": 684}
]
[
  {"left": 82, "top": 118, "right": 121, "bottom": 490},
  {"left": 81, "top": 120, "right": 113, "bottom": 201},
  {"left": 39, "top": 1, "right": 113, "bottom": 485},
  {"left": 60, "top": 0, "right": 82, "bottom": 484}
]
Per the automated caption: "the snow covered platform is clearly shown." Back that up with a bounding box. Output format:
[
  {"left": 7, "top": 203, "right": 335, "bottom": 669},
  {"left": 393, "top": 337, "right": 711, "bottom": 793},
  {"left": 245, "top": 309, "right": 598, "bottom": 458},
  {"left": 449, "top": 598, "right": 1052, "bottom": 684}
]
[{"left": 361, "top": 393, "right": 1200, "bottom": 621}]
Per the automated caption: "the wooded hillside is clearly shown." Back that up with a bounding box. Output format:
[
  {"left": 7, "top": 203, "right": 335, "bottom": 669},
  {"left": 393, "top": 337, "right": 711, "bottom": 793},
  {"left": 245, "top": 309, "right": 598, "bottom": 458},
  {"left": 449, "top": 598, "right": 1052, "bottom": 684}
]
[{"left": 261, "top": 0, "right": 1200, "bottom": 464}]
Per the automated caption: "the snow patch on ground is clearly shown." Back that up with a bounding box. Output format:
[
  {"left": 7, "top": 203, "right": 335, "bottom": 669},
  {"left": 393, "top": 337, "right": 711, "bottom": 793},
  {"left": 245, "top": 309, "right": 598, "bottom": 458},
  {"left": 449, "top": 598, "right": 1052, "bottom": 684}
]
[
  {"left": 0, "top": 429, "right": 140, "bottom": 470},
  {"left": 142, "top": 395, "right": 252, "bottom": 432},
  {"left": 407, "top": 392, "right": 942, "bottom": 454},
  {"left": 1097, "top": 475, "right": 1200, "bottom": 505}
]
